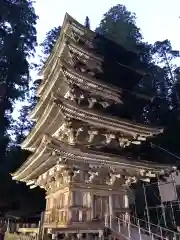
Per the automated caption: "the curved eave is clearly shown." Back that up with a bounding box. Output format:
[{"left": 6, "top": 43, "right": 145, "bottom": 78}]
[
  {"left": 67, "top": 13, "right": 96, "bottom": 39},
  {"left": 51, "top": 136, "right": 169, "bottom": 170},
  {"left": 23, "top": 96, "right": 163, "bottom": 152},
  {"left": 36, "top": 19, "right": 90, "bottom": 97},
  {"left": 38, "top": 12, "right": 89, "bottom": 85},
  {"left": 38, "top": 13, "right": 70, "bottom": 78},
  {"left": 56, "top": 97, "right": 163, "bottom": 137},
  {"left": 30, "top": 58, "right": 123, "bottom": 122},
  {"left": 29, "top": 67, "right": 63, "bottom": 121},
  {"left": 12, "top": 135, "right": 51, "bottom": 181},
  {"left": 38, "top": 12, "right": 145, "bottom": 98},
  {"left": 13, "top": 135, "right": 171, "bottom": 181},
  {"left": 37, "top": 15, "right": 147, "bottom": 103},
  {"left": 36, "top": 36, "right": 102, "bottom": 104},
  {"left": 62, "top": 58, "right": 119, "bottom": 93},
  {"left": 66, "top": 14, "right": 145, "bottom": 78},
  {"left": 36, "top": 41, "right": 66, "bottom": 98},
  {"left": 21, "top": 101, "right": 63, "bottom": 150},
  {"left": 62, "top": 61, "right": 123, "bottom": 104},
  {"left": 36, "top": 58, "right": 59, "bottom": 98},
  {"left": 66, "top": 37, "right": 145, "bottom": 78},
  {"left": 21, "top": 155, "right": 56, "bottom": 182},
  {"left": 67, "top": 37, "right": 102, "bottom": 61},
  {"left": 29, "top": 95, "right": 49, "bottom": 121},
  {"left": 62, "top": 58, "right": 153, "bottom": 104}
]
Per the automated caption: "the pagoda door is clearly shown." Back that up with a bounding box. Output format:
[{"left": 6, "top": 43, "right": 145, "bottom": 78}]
[{"left": 93, "top": 195, "right": 109, "bottom": 219}]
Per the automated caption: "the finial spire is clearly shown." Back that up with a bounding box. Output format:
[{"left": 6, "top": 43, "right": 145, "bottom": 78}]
[{"left": 85, "top": 16, "right": 90, "bottom": 29}]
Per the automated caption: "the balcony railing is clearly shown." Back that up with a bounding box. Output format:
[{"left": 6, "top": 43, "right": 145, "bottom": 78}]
[{"left": 105, "top": 214, "right": 180, "bottom": 240}]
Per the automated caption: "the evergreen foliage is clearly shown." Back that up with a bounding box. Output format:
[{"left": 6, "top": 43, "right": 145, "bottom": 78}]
[
  {"left": 0, "top": 0, "right": 45, "bottom": 216},
  {"left": 0, "top": 0, "right": 37, "bottom": 160},
  {"left": 95, "top": 4, "right": 142, "bottom": 52},
  {"left": 40, "top": 25, "right": 61, "bottom": 60}
]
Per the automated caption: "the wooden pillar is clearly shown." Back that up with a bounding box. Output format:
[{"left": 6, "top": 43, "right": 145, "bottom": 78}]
[
  {"left": 124, "top": 193, "right": 129, "bottom": 208},
  {"left": 99, "top": 230, "right": 103, "bottom": 240},
  {"left": 109, "top": 195, "right": 113, "bottom": 215},
  {"left": 91, "top": 193, "right": 95, "bottom": 219},
  {"left": 124, "top": 192, "right": 130, "bottom": 224},
  {"left": 87, "top": 192, "right": 92, "bottom": 220},
  {"left": 109, "top": 195, "right": 113, "bottom": 228}
]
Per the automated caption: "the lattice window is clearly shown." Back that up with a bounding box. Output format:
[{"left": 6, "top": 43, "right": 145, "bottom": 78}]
[
  {"left": 59, "top": 211, "right": 64, "bottom": 223},
  {"left": 49, "top": 198, "right": 54, "bottom": 209},
  {"left": 83, "top": 192, "right": 88, "bottom": 206},
  {"left": 63, "top": 211, "right": 67, "bottom": 222},
  {"left": 112, "top": 194, "right": 122, "bottom": 209},
  {"left": 93, "top": 195, "right": 108, "bottom": 219},
  {"left": 56, "top": 195, "right": 60, "bottom": 209},
  {"left": 72, "top": 191, "right": 82, "bottom": 206},
  {"left": 82, "top": 210, "right": 87, "bottom": 222},
  {"left": 71, "top": 209, "right": 79, "bottom": 222},
  {"left": 59, "top": 193, "right": 65, "bottom": 208}
]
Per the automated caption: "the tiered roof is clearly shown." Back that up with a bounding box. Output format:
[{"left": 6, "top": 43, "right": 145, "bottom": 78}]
[{"left": 12, "top": 13, "right": 171, "bottom": 185}]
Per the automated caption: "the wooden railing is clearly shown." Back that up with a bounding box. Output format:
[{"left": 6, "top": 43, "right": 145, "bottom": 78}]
[
  {"left": 44, "top": 209, "right": 68, "bottom": 225},
  {"left": 17, "top": 225, "right": 39, "bottom": 240}
]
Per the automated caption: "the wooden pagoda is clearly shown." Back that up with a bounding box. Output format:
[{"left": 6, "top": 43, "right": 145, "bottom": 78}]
[{"left": 12, "top": 13, "right": 172, "bottom": 239}]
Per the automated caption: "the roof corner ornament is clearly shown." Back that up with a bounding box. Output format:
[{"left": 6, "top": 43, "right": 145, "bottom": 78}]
[
  {"left": 106, "top": 173, "right": 121, "bottom": 186},
  {"left": 87, "top": 171, "right": 98, "bottom": 183}
]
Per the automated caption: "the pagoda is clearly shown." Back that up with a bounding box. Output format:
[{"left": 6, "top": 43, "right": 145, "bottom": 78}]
[{"left": 12, "top": 13, "right": 173, "bottom": 239}]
